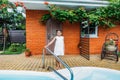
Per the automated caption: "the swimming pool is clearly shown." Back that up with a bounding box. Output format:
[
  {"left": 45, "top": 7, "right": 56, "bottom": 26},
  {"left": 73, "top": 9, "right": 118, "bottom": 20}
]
[
  {"left": 0, "top": 67, "right": 120, "bottom": 80},
  {"left": 0, "top": 70, "right": 57, "bottom": 80}
]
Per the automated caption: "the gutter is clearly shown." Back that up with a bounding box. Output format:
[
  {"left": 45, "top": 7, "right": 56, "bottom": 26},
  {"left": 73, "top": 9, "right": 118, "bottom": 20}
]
[{"left": 9, "top": 0, "right": 109, "bottom": 10}]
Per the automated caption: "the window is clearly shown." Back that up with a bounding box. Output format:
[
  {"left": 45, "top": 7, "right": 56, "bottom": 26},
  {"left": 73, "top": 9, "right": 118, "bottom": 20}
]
[{"left": 81, "top": 22, "right": 98, "bottom": 38}]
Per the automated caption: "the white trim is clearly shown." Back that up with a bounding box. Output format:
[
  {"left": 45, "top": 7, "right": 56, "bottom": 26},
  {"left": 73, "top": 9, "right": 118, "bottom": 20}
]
[
  {"left": 22, "top": 1, "right": 108, "bottom": 7},
  {"left": 19, "top": 1, "right": 108, "bottom": 7},
  {"left": 81, "top": 25, "right": 98, "bottom": 38},
  {"left": 8, "top": 0, "right": 109, "bottom": 10},
  {"left": 9, "top": 0, "right": 109, "bottom": 4},
  {"left": 89, "top": 26, "right": 98, "bottom": 38}
]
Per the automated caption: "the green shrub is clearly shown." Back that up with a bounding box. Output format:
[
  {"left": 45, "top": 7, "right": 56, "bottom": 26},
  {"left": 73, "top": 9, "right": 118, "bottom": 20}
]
[
  {"left": 8, "top": 43, "right": 19, "bottom": 52},
  {"left": 118, "top": 52, "right": 120, "bottom": 57},
  {"left": 22, "top": 43, "right": 26, "bottom": 49},
  {"left": 2, "top": 43, "right": 26, "bottom": 55}
]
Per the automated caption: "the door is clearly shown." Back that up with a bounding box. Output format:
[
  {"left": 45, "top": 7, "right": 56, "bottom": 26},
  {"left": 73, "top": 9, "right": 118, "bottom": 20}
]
[
  {"left": 80, "top": 20, "right": 90, "bottom": 60},
  {"left": 46, "top": 18, "right": 62, "bottom": 54}
]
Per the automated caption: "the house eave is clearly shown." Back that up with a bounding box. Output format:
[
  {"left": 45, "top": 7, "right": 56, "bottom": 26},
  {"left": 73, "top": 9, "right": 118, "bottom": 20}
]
[{"left": 9, "top": 0, "right": 109, "bottom": 10}]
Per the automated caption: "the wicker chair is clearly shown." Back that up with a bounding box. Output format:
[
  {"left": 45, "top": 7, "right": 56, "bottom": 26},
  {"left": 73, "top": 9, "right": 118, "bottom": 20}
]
[{"left": 101, "top": 33, "right": 119, "bottom": 62}]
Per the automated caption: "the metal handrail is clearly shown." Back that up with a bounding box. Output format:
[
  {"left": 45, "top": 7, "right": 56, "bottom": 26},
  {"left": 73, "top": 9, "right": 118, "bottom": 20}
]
[
  {"left": 42, "top": 49, "right": 45, "bottom": 68},
  {"left": 42, "top": 48, "right": 74, "bottom": 80}
]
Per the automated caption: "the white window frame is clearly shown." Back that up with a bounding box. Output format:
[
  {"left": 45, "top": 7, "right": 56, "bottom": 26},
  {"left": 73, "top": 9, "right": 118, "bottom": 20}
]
[
  {"left": 89, "top": 26, "right": 98, "bottom": 38},
  {"left": 81, "top": 25, "right": 98, "bottom": 38},
  {"left": 81, "top": 20, "right": 98, "bottom": 38}
]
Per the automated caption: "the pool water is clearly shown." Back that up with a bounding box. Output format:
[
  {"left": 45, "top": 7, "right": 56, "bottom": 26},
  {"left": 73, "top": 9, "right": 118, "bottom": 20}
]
[
  {"left": 0, "top": 67, "right": 120, "bottom": 80},
  {"left": 0, "top": 75, "right": 55, "bottom": 80},
  {"left": 0, "top": 71, "right": 56, "bottom": 80}
]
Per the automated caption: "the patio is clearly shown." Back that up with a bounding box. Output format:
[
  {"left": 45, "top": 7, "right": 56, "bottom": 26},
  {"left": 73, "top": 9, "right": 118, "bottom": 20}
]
[{"left": 0, "top": 53, "right": 120, "bottom": 72}]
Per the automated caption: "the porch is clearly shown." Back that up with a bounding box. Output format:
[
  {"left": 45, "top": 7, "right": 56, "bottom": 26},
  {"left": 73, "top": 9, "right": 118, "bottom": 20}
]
[{"left": 0, "top": 53, "right": 120, "bottom": 72}]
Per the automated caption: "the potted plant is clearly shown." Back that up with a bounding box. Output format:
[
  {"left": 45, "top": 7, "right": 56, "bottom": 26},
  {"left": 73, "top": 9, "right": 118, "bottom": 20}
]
[
  {"left": 25, "top": 48, "right": 31, "bottom": 57},
  {"left": 105, "top": 39, "right": 117, "bottom": 51}
]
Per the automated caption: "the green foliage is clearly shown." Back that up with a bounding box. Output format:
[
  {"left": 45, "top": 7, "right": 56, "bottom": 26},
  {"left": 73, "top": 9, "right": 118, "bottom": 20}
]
[
  {"left": 0, "top": 0, "right": 26, "bottom": 30},
  {"left": 107, "top": 0, "right": 119, "bottom": 2},
  {"left": 41, "top": 0, "right": 120, "bottom": 28},
  {"left": 2, "top": 43, "right": 26, "bottom": 55},
  {"left": 67, "top": 10, "right": 78, "bottom": 23},
  {"left": 8, "top": 43, "right": 19, "bottom": 52},
  {"left": 8, "top": 43, "right": 24, "bottom": 52},
  {"left": 0, "top": 0, "right": 8, "bottom": 5},
  {"left": 52, "top": 9, "right": 68, "bottom": 22},
  {"left": 118, "top": 52, "right": 120, "bottom": 57},
  {"left": 22, "top": 43, "right": 26, "bottom": 48},
  {"left": 75, "top": 7, "right": 88, "bottom": 22},
  {"left": 50, "top": 5, "right": 68, "bottom": 22},
  {"left": 25, "top": 48, "right": 30, "bottom": 52},
  {"left": 41, "top": 14, "right": 51, "bottom": 23},
  {"left": 105, "top": 39, "right": 115, "bottom": 46}
]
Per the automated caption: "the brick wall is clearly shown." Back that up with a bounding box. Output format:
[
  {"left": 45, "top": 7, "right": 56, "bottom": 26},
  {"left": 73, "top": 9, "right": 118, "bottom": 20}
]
[
  {"left": 90, "top": 25, "right": 120, "bottom": 54},
  {"left": 26, "top": 10, "right": 48, "bottom": 55},
  {"left": 63, "top": 21, "right": 80, "bottom": 55},
  {"left": 26, "top": 10, "right": 80, "bottom": 55},
  {"left": 26, "top": 10, "right": 120, "bottom": 55}
]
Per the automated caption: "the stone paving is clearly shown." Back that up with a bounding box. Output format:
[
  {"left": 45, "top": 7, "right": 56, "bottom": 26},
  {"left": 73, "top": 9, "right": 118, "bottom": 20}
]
[{"left": 0, "top": 53, "right": 120, "bottom": 72}]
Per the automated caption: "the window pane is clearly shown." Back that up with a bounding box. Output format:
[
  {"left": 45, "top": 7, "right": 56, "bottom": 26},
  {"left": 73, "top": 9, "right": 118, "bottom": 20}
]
[
  {"left": 81, "top": 23, "right": 98, "bottom": 38},
  {"left": 89, "top": 27, "right": 95, "bottom": 34}
]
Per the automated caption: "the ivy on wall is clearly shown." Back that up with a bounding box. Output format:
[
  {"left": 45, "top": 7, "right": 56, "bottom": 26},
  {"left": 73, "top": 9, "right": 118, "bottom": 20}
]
[{"left": 41, "top": 0, "right": 120, "bottom": 28}]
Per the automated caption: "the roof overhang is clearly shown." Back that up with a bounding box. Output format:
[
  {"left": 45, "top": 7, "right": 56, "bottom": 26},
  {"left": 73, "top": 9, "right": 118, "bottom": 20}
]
[{"left": 8, "top": 0, "right": 109, "bottom": 10}]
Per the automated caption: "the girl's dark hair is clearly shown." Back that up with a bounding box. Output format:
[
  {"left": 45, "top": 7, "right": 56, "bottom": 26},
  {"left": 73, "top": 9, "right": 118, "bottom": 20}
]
[{"left": 56, "top": 30, "right": 62, "bottom": 33}]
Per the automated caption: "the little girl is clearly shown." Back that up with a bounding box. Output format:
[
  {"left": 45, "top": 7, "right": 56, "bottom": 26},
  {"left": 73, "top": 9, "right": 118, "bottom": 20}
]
[{"left": 45, "top": 30, "right": 64, "bottom": 69}]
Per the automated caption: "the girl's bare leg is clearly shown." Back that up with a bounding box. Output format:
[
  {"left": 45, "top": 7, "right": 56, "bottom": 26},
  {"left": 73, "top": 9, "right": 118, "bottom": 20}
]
[
  {"left": 58, "top": 56, "right": 62, "bottom": 69},
  {"left": 59, "top": 62, "right": 62, "bottom": 69},
  {"left": 55, "top": 56, "right": 62, "bottom": 69},
  {"left": 56, "top": 60, "right": 60, "bottom": 70}
]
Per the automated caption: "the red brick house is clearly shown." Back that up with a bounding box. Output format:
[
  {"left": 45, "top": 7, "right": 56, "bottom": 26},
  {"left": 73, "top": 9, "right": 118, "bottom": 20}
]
[{"left": 10, "top": 0, "right": 120, "bottom": 56}]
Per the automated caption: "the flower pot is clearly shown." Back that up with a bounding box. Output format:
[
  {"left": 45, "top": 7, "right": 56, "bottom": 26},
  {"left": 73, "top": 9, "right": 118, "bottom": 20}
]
[
  {"left": 25, "top": 51, "right": 31, "bottom": 57},
  {"left": 106, "top": 45, "right": 117, "bottom": 51}
]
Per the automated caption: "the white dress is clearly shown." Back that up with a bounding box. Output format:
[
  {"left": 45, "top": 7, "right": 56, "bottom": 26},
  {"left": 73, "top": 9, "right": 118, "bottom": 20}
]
[{"left": 54, "top": 36, "right": 64, "bottom": 56}]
